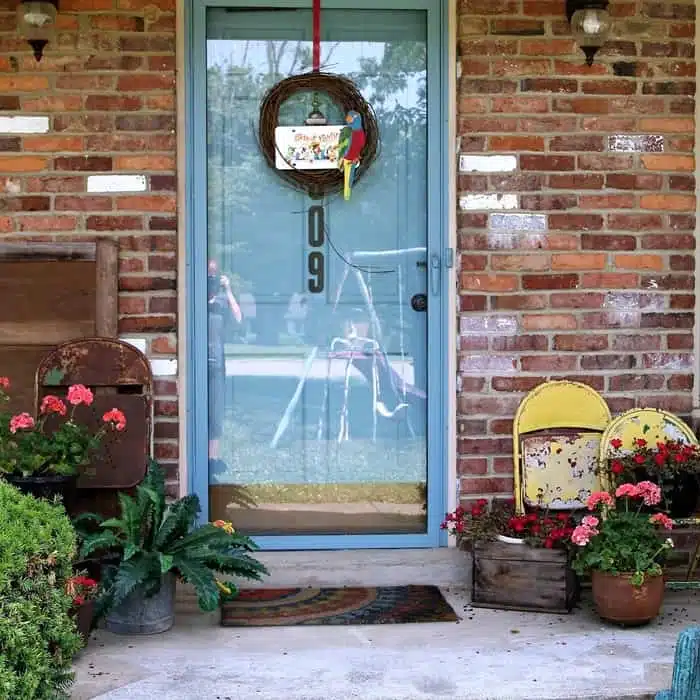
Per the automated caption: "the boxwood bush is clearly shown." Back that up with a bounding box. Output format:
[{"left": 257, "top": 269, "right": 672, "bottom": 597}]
[{"left": 0, "top": 482, "right": 82, "bottom": 699}]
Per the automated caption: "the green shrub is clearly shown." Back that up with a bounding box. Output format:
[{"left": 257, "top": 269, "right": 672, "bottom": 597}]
[{"left": 0, "top": 482, "right": 82, "bottom": 699}]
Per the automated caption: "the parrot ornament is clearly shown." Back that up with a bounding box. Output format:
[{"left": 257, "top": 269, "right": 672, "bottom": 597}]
[{"left": 336, "top": 110, "right": 366, "bottom": 201}]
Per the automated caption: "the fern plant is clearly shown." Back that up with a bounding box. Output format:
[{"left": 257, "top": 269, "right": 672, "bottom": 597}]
[{"left": 81, "top": 460, "right": 268, "bottom": 618}]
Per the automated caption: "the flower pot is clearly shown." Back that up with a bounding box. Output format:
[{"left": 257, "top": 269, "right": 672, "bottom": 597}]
[
  {"left": 70, "top": 599, "right": 95, "bottom": 647},
  {"left": 105, "top": 572, "right": 176, "bottom": 635},
  {"left": 591, "top": 570, "right": 664, "bottom": 626},
  {"left": 496, "top": 534, "right": 525, "bottom": 545},
  {"left": 4, "top": 473, "right": 77, "bottom": 507},
  {"left": 667, "top": 473, "right": 699, "bottom": 519}
]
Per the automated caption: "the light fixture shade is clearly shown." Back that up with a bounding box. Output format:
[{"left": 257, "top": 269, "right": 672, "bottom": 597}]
[{"left": 16, "top": 0, "right": 58, "bottom": 61}]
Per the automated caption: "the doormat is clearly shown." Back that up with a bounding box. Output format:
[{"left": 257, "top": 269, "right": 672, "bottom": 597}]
[{"left": 220, "top": 585, "right": 458, "bottom": 627}]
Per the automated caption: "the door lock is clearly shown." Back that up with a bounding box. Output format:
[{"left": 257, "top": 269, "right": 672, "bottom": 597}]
[{"left": 411, "top": 293, "right": 428, "bottom": 312}]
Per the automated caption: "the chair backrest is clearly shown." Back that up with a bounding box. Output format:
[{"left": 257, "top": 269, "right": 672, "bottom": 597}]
[
  {"left": 513, "top": 381, "right": 611, "bottom": 514},
  {"left": 598, "top": 408, "right": 698, "bottom": 492},
  {"left": 654, "top": 626, "right": 700, "bottom": 700},
  {"left": 35, "top": 337, "right": 153, "bottom": 491}
]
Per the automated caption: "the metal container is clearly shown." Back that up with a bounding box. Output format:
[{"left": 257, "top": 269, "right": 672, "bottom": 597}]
[{"left": 105, "top": 573, "right": 176, "bottom": 635}]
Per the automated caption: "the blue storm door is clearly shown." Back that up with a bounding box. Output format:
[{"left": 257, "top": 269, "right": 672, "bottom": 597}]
[{"left": 189, "top": 0, "right": 448, "bottom": 549}]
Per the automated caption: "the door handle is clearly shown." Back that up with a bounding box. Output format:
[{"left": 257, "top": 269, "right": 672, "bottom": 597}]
[{"left": 430, "top": 253, "right": 441, "bottom": 296}]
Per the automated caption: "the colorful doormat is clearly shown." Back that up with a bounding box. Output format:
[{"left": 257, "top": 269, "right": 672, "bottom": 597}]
[{"left": 220, "top": 585, "right": 459, "bottom": 627}]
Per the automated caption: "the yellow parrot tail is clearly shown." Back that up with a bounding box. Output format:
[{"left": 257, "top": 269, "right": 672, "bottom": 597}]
[{"left": 343, "top": 160, "right": 352, "bottom": 201}]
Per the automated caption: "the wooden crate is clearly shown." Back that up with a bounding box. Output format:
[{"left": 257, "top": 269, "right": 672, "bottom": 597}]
[
  {"left": 0, "top": 239, "right": 118, "bottom": 413},
  {"left": 472, "top": 540, "right": 579, "bottom": 613}
]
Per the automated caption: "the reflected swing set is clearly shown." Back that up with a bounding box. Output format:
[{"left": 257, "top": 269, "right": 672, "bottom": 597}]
[{"left": 270, "top": 246, "right": 427, "bottom": 468}]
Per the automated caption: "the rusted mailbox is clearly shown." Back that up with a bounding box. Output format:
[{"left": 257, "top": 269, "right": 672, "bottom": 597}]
[{"left": 35, "top": 338, "right": 153, "bottom": 509}]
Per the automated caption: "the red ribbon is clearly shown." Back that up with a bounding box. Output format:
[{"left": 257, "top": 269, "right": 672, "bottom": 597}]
[{"left": 312, "top": 0, "right": 321, "bottom": 72}]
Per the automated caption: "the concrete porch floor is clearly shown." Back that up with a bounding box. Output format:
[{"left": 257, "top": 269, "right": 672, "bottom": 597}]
[{"left": 71, "top": 586, "right": 700, "bottom": 700}]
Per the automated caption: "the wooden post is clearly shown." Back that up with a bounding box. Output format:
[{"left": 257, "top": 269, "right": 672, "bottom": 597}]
[{"left": 95, "top": 238, "right": 119, "bottom": 338}]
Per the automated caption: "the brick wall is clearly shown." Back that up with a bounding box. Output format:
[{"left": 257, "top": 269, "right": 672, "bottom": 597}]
[
  {"left": 0, "top": 0, "right": 179, "bottom": 492},
  {"left": 456, "top": 0, "right": 697, "bottom": 500}
]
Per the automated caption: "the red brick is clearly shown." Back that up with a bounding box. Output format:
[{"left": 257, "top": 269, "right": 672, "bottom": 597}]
[
  {"left": 553, "top": 97, "right": 611, "bottom": 114},
  {"left": 581, "top": 234, "right": 636, "bottom": 251},
  {"left": 549, "top": 215, "right": 604, "bottom": 232},
  {"left": 668, "top": 334, "right": 694, "bottom": 350},
  {"left": 523, "top": 314, "right": 577, "bottom": 330},
  {"left": 523, "top": 274, "right": 578, "bottom": 290},
  {"left": 609, "top": 375, "right": 665, "bottom": 391},
  {"left": 613, "top": 334, "right": 662, "bottom": 351},
  {"left": 460, "top": 477, "right": 514, "bottom": 496},
  {"left": 491, "top": 294, "right": 547, "bottom": 311},
  {"left": 578, "top": 154, "right": 634, "bottom": 171},
  {"left": 554, "top": 335, "right": 608, "bottom": 352},
  {"left": 461, "top": 274, "right": 518, "bottom": 292},
  {"left": 579, "top": 194, "right": 636, "bottom": 210},
  {"left": 606, "top": 173, "right": 664, "bottom": 190},
  {"left": 550, "top": 292, "right": 606, "bottom": 309},
  {"left": 608, "top": 214, "right": 663, "bottom": 231},
  {"left": 520, "top": 356, "right": 578, "bottom": 372},
  {"left": 491, "top": 376, "right": 546, "bottom": 392},
  {"left": 520, "top": 154, "right": 575, "bottom": 171},
  {"left": 492, "top": 335, "right": 548, "bottom": 352},
  {"left": 489, "top": 135, "right": 544, "bottom": 151},
  {"left": 550, "top": 135, "right": 605, "bottom": 151},
  {"left": 642, "top": 154, "right": 695, "bottom": 172},
  {"left": 642, "top": 234, "right": 694, "bottom": 250},
  {"left": 549, "top": 173, "right": 604, "bottom": 190},
  {"left": 457, "top": 458, "right": 489, "bottom": 476}
]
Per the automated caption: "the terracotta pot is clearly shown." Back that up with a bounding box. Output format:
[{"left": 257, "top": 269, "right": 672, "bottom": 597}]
[{"left": 591, "top": 570, "right": 664, "bottom": 626}]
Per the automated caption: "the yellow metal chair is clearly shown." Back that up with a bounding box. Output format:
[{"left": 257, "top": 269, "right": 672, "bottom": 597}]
[
  {"left": 513, "top": 380, "right": 611, "bottom": 515},
  {"left": 598, "top": 408, "right": 698, "bottom": 492},
  {"left": 598, "top": 408, "right": 700, "bottom": 586}
]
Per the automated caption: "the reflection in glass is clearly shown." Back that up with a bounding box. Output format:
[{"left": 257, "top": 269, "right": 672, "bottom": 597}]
[{"left": 206, "top": 10, "right": 428, "bottom": 535}]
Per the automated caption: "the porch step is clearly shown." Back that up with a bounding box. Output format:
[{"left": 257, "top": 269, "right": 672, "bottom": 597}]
[{"left": 176, "top": 547, "right": 470, "bottom": 609}]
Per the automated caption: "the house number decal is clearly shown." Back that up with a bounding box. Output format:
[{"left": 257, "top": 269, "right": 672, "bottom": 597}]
[{"left": 307, "top": 205, "right": 325, "bottom": 293}]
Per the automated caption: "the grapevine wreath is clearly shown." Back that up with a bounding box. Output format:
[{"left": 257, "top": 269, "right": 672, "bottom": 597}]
[{"left": 256, "top": 70, "right": 379, "bottom": 199}]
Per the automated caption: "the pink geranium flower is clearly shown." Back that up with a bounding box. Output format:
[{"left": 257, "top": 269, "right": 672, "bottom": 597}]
[
  {"left": 650, "top": 513, "right": 674, "bottom": 531},
  {"left": 66, "top": 384, "right": 94, "bottom": 406},
  {"left": 0, "top": 377, "right": 9, "bottom": 390},
  {"left": 582, "top": 515, "right": 599, "bottom": 529},
  {"left": 9, "top": 412, "right": 35, "bottom": 434},
  {"left": 586, "top": 491, "right": 614, "bottom": 510},
  {"left": 40, "top": 395, "right": 67, "bottom": 416},
  {"left": 637, "top": 480, "right": 662, "bottom": 506},
  {"left": 572, "top": 525, "right": 593, "bottom": 546},
  {"left": 102, "top": 408, "right": 127, "bottom": 432},
  {"left": 615, "top": 483, "right": 640, "bottom": 499}
]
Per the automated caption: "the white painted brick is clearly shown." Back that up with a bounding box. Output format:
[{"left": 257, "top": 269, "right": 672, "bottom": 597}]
[
  {"left": 460, "top": 193, "right": 518, "bottom": 211},
  {"left": 87, "top": 174, "right": 147, "bottom": 193},
  {"left": 150, "top": 359, "right": 178, "bottom": 377},
  {"left": 490, "top": 213, "right": 547, "bottom": 233},
  {"left": 459, "top": 154, "right": 517, "bottom": 173},
  {"left": 0, "top": 116, "right": 50, "bottom": 134},
  {"left": 119, "top": 337, "right": 147, "bottom": 353}
]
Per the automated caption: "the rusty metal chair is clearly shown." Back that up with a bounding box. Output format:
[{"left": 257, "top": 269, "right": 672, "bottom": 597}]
[
  {"left": 35, "top": 337, "right": 153, "bottom": 516},
  {"left": 513, "top": 380, "right": 611, "bottom": 515}
]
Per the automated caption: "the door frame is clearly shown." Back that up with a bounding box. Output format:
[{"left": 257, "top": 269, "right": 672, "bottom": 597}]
[{"left": 184, "top": 0, "right": 452, "bottom": 549}]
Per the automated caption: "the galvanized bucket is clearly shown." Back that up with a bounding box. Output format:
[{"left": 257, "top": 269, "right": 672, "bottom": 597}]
[{"left": 105, "top": 572, "right": 176, "bottom": 635}]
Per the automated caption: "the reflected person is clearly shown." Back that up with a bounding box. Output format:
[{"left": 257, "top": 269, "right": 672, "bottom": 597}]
[{"left": 208, "top": 258, "right": 242, "bottom": 478}]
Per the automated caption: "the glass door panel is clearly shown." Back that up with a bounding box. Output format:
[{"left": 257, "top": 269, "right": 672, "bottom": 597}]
[{"left": 205, "top": 7, "right": 429, "bottom": 537}]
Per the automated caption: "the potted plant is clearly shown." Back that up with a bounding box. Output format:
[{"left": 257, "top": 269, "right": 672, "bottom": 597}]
[
  {"left": 0, "top": 376, "right": 127, "bottom": 502},
  {"left": 604, "top": 437, "right": 700, "bottom": 518},
  {"left": 571, "top": 481, "right": 675, "bottom": 626},
  {"left": 442, "top": 500, "right": 578, "bottom": 613},
  {"left": 66, "top": 571, "right": 99, "bottom": 647},
  {"left": 82, "top": 460, "right": 268, "bottom": 635}
]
